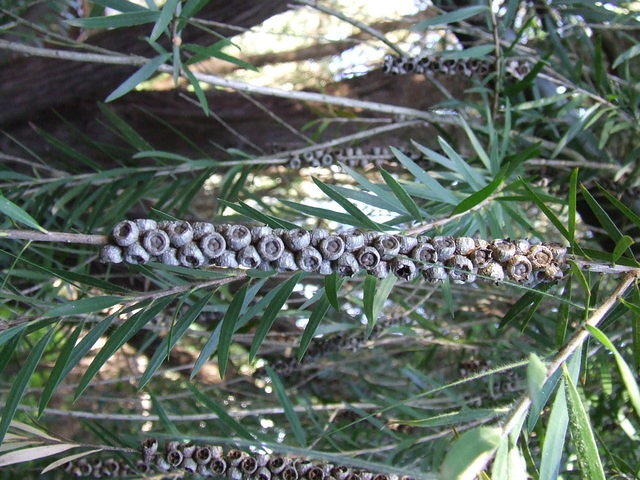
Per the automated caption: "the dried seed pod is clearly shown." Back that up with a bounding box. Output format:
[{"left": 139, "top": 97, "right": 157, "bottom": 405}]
[
  {"left": 364, "top": 231, "right": 379, "bottom": 244},
  {"left": 180, "top": 443, "right": 197, "bottom": 458},
  {"left": 193, "top": 222, "right": 215, "bottom": 240},
  {"left": 141, "top": 229, "right": 170, "bottom": 256},
  {"left": 103, "top": 459, "right": 120, "bottom": 476},
  {"left": 215, "top": 250, "right": 239, "bottom": 268},
  {"left": 433, "top": 236, "right": 456, "bottom": 261},
  {"left": 255, "top": 454, "right": 270, "bottom": 467},
  {"left": 100, "top": 244, "right": 123, "bottom": 264},
  {"left": 308, "top": 466, "right": 326, "bottom": 480},
  {"left": 163, "top": 221, "right": 194, "bottom": 247},
  {"left": 370, "top": 260, "right": 390, "bottom": 279},
  {"left": 251, "top": 226, "right": 273, "bottom": 241},
  {"left": 76, "top": 459, "right": 93, "bottom": 476},
  {"left": 361, "top": 473, "right": 373, "bottom": 480},
  {"left": 469, "top": 248, "right": 492, "bottom": 268},
  {"left": 335, "top": 253, "right": 360, "bottom": 277},
  {"left": 506, "top": 255, "right": 533, "bottom": 283},
  {"left": 397, "top": 236, "right": 418, "bottom": 255},
  {"left": 210, "top": 458, "right": 228, "bottom": 475},
  {"left": 135, "top": 218, "right": 157, "bottom": 232},
  {"left": 283, "top": 228, "right": 311, "bottom": 251},
  {"left": 160, "top": 247, "right": 180, "bottom": 266},
  {"left": 289, "top": 156, "right": 302, "bottom": 169},
  {"left": 135, "top": 460, "right": 151, "bottom": 473},
  {"left": 490, "top": 239, "right": 516, "bottom": 262},
  {"left": 391, "top": 258, "right": 417, "bottom": 281},
  {"left": 447, "top": 255, "right": 476, "bottom": 284},
  {"left": 195, "top": 446, "right": 213, "bottom": 465},
  {"left": 257, "top": 261, "right": 274, "bottom": 271},
  {"left": 319, "top": 235, "right": 346, "bottom": 261},
  {"left": 455, "top": 237, "right": 476, "bottom": 256},
  {"left": 332, "top": 466, "right": 351, "bottom": 480},
  {"left": 283, "top": 465, "right": 299, "bottom": 480},
  {"left": 91, "top": 459, "right": 103, "bottom": 478},
  {"left": 268, "top": 457, "right": 288, "bottom": 474},
  {"left": 474, "top": 238, "right": 489, "bottom": 249},
  {"left": 238, "top": 245, "right": 262, "bottom": 268},
  {"left": 296, "top": 246, "right": 323, "bottom": 272},
  {"left": 346, "top": 473, "right": 361, "bottom": 480},
  {"left": 241, "top": 456, "right": 259, "bottom": 475},
  {"left": 321, "top": 154, "right": 334, "bottom": 166},
  {"left": 229, "top": 467, "right": 244, "bottom": 480},
  {"left": 224, "top": 225, "right": 252, "bottom": 251},
  {"left": 356, "top": 244, "right": 382, "bottom": 270},
  {"left": 167, "top": 441, "right": 180, "bottom": 452},
  {"left": 183, "top": 457, "right": 198, "bottom": 473},
  {"left": 423, "top": 265, "right": 447, "bottom": 283},
  {"left": 210, "top": 445, "right": 224, "bottom": 459},
  {"left": 303, "top": 152, "right": 315, "bottom": 163},
  {"left": 276, "top": 250, "right": 297, "bottom": 272},
  {"left": 382, "top": 54, "right": 395, "bottom": 73},
  {"left": 198, "top": 464, "right": 213, "bottom": 477},
  {"left": 142, "top": 438, "right": 158, "bottom": 464},
  {"left": 124, "top": 243, "right": 150, "bottom": 264},
  {"left": 309, "top": 158, "right": 321, "bottom": 168},
  {"left": 200, "top": 232, "right": 227, "bottom": 259},
  {"left": 546, "top": 242, "right": 567, "bottom": 263},
  {"left": 111, "top": 220, "right": 139, "bottom": 247},
  {"left": 258, "top": 467, "right": 273, "bottom": 480},
  {"left": 295, "top": 461, "right": 314, "bottom": 475},
  {"left": 156, "top": 456, "right": 171, "bottom": 472},
  {"left": 257, "top": 235, "right": 285, "bottom": 261},
  {"left": 410, "top": 243, "right": 438, "bottom": 265},
  {"left": 227, "top": 450, "right": 245, "bottom": 467},
  {"left": 310, "top": 228, "right": 329, "bottom": 246},
  {"left": 544, "top": 262, "right": 564, "bottom": 281},
  {"left": 479, "top": 262, "right": 505, "bottom": 282},
  {"left": 527, "top": 245, "right": 554, "bottom": 269},
  {"left": 178, "top": 243, "right": 205, "bottom": 268},
  {"left": 319, "top": 260, "right": 333, "bottom": 276},
  {"left": 166, "top": 449, "right": 184, "bottom": 467},
  {"left": 373, "top": 475, "right": 389, "bottom": 480},
  {"left": 373, "top": 234, "right": 401, "bottom": 260},
  {"left": 514, "top": 238, "right": 531, "bottom": 255},
  {"left": 341, "top": 230, "right": 366, "bottom": 252}
]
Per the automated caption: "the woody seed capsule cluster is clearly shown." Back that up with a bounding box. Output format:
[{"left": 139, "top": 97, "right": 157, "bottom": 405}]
[{"left": 100, "top": 220, "right": 567, "bottom": 285}]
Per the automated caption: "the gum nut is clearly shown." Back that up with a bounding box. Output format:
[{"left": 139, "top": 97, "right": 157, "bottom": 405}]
[
  {"left": 165, "top": 221, "right": 194, "bottom": 247},
  {"left": 100, "top": 244, "right": 123, "bottom": 264},
  {"left": 142, "top": 438, "right": 158, "bottom": 463},
  {"left": 490, "top": 239, "right": 516, "bottom": 262},
  {"left": 391, "top": 258, "right": 417, "bottom": 281},
  {"left": 224, "top": 225, "right": 252, "bottom": 251},
  {"left": 335, "top": 253, "right": 360, "bottom": 277},
  {"left": 210, "top": 458, "right": 228, "bottom": 475},
  {"left": 321, "top": 154, "right": 333, "bottom": 166},
  {"left": 179, "top": 443, "right": 196, "bottom": 458},
  {"left": 455, "top": 236, "right": 476, "bottom": 256},
  {"left": 166, "top": 450, "right": 184, "bottom": 467},
  {"left": 193, "top": 222, "right": 215, "bottom": 240},
  {"left": 356, "top": 246, "right": 381, "bottom": 269},
  {"left": 141, "top": 229, "right": 170, "bottom": 256},
  {"left": 178, "top": 243, "right": 205, "bottom": 268},
  {"left": 474, "top": 238, "right": 489, "bottom": 249},
  {"left": 267, "top": 457, "right": 288, "bottom": 474},
  {"left": 373, "top": 234, "right": 400, "bottom": 260},
  {"left": 480, "top": 262, "right": 504, "bottom": 282},
  {"left": 160, "top": 247, "right": 180, "bottom": 266},
  {"left": 183, "top": 458, "right": 198, "bottom": 473},
  {"left": 283, "top": 228, "right": 311, "bottom": 251},
  {"left": 257, "top": 261, "right": 274, "bottom": 271},
  {"left": 195, "top": 447, "right": 213, "bottom": 465},
  {"left": 238, "top": 245, "right": 262, "bottom": 269},
  {"left": 397, "top": 235, "right": 418, "bottom": 255},
  {"left": 282, "top": 466, "right": 299, "bottom": 480},
  {"left": 200, "top": 232, "right": 227, "bottom": 258},
  {"left": 303, "top": 152, "right": 315, "bottom": 163},
  {"left": 251, "top": 225, "right": 273, "bottom": 241},
  {"left": 506, "top": 255, "right": 533, "bottom": 282},
  {"left": 370, "top": 260, "right": 389, "bottom": 279},
  {"left": 135, "top": 218, "right": 157, "bottom": 232},
  {"left": 156, "top": 456, "right": 171, "bottom": 472},
  {"left": 296, "top": 246, "right": 323, "bottom": 272},
  {"left": 124, "top": 243, "right": 150, "bottom": 264},
  {"left": 215, "top": 250, "right": 239, "bottom": 268},
  {"left": 341, "top": 229, "right": 365, "bottom": 252},
  {"left": 241, "top": 456, "right": 258, "bottom": 475},
  {"left": 423, "top": 265, "right": 447, "bottom": 283},
  {"left": 364, "top": 231, "right": 379, "bottom": 244},
  {"left": 310, "top": 228, "right": 329, "bottom": 246},
  {"left": 215, "top": 223, "right": 231, "bottom": 234},
  {"left": 546, "top": 242, "right": 567, "bottom": 262},
  {"left": 289, "top": 156, "right": 302, "bottom": 169},
  {"left": 276, "top": 250, "right": 297, "bottom": 272},
  {"left": 319, "top": 260, "right": 333, "bottom": 276},
  {"left": 112, "top": 220, "right": 139, "bottom": 247},
  {"left": 227, "top": 450, "right": 244, "bottom": 466},
  {"left": 527, "top": 244, "right": 554, "bottom": 269},
  {"left": 469, "top": 248, "right": 492, "bottom": 268},
  {"left": 258, "top": 467, "right": 272, "bottom": 480},
  {"left": 447, "top": 255, "right": 476, "bottom": 284},
  {"left": 257, "top": 235, "right": 285, "bottom": 261},
  {"left": 411, "top": 243, "right": 438, "bottom": 265},
  {"left": 319, "top": 235, "right": 345, "bottom": 261},
  {"left": 514, "top": 238, "right": 531, "bottom": 255},
  {"left": 433, "top": 236, "right": 456, "bottom": 261}
]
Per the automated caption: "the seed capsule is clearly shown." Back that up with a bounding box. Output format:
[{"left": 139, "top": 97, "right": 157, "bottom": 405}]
[
  {"left": 410, "top": 243, "right": 438, "bottom": 265},
  {"left": 162, "top": 221, "right": 194, "bottom": 247},
  {"left": 506, "top": 255, "right": 533, "bottom": 283},
  {"left": 469, "top": 248, "right": 492, "bottom": 268},
  {"left": 198, "top": 465, "right": 213, "bottom": 477},
  {"left": 178, "top": 243, "right": 205, "bottom": 268},
  {"left": 156, "top": 456, "right": 171, "bottom": 472},
  {"left": 373, "top": 475, "right": 389, "bottom": 480},
  {"left": 370, "top": 260, "right": 390, "bottom": 279},
  {"left": 289, "top": 156, "right": 302, "bottom": 169},
  {"left": 183, "top": 457, "right": 198, "bottom": 473},
  {"left": 433, "top": 236, "right": 456, "bottom": 261},
  {"left": 490, "top": 239, "right": 516, "bottom": 262},
  {"left": 356, "top": 246, "right": 381, "bottom": 269},
  {"left": 321, "top": 154, "right": 334, "bottom": 166},
  {"left": 224, "top": 225, "right": 252, "bottom": 251},
  {"left": 310, "top": 228, "right": 329, "bottom": 246},
  {"left": 268, "top": 457, "right": 288, "bottom": 474},
  {"left": 257, "top": 261, "right": 274, "bottom": 272},
  {"left": 215, "top": 250, "right": 239, "bottom": 269},
  {"left": 238, "top": 245, "right": 262, "bottom": 269},
  {"left": 125, "top": 243, "right": 150, "bottom": 264},
  {"left": 193, "top": 222, "right": 215, "bottom": 240},
  {"left": 180, "top": 443, "right": 197, "bottom": 458},
  {"left": 255, "top": 454, "right": 270, "bottom": 467},
  {"left": 474, "top": 238, "right": 489, "bottom": 250},
  {"left": 229, "top": 467, "right": 244, "bottom": 480},
  {"left": 546, "top": 242, "right": 567, "bottom": 263},
  {"left": 514, "top": 238, "right": 531, "bottom": 255},
  {"left": 479, "top": 262, "right": 505, "bottom": 282},
  {"left": 276, "top": 250, "right": 297, "bottom": 272},
  {"left": 227, "top": 450, "right": 245, "bottom": 467},
  {"left": 103, "top": 459, "right": 120, "bottom": 476},
  {"left": 100, "top": 244, "right": 123, "bottom": 264},
  {"left": 160, "top": 247, "right": 180, "bottom": 266},
  {"left": 335, "top": 253, "right": 360, "bottom": 277},
  {"left": 397, "top": 236, "right": 418, "bottom": 255},
  {"left": 195, "top": 446, "right": 213, "bottom": 465},
  {"left": 447, "top": 255, "right": 476, "bottom": 284},
  {"left": 251, "top": 226, "right": 273, "bottom": 241},
  {"left": 210, "top": 458, "right": 228, "bottom": 475},
  {"left": 364, "top": 231, "right": 379, "bottom": 244},
  {"left": 135, "top": 218, "right": 157, "bottom": 232},
  {"left": 141, "top": 438, "right": 158, "bottom": 464},
  {"left": 258, "top": 467, "right": 272, "bottom": 480},
  {"left": 527, "top": 245, "right": 554, "bottom": 269},
  {"left": 200, "top": 232, "right": 227, "bottom": 259},
  {"left": 319, "top": 235, "right": 346, "bottom": 261},
  {"left": 391, "top": 258, "right": 417, "bottom": 280},
  {"left": 283, "top": 466, "right": 299, "bottom": 480},
  {"left": 544, "top": 262, "right": 564, "bottom": 281},
  {"left": 76, "top": 459, "right": 92, "bottom": 476},
  {"left": 373, "top": 234, "right": 400, "bottom": 260},
  {"left": 112, "top": 220, "right": 139, "bottom": 247},
  {"left": 283, "top": 228, "right": 311, "bottom": 251},
  {"left": 332, "top": 466, "right": 350, "bottom": 480},
  {"left": 166, "top": 449, "right": 184, "bottom": 467},
  {"left": 341, "top": 230, "right": 366, "bottom": 252},
  {"left": 455, "top": 237, "right": 476, "bottom": 256},
  {"left": 296, "top": 246, "right": 323, "bottom": 272},
  {"left": 241, "top": 456, "right": 259, "bottom": 475},
  {"left": 308, "top": 466, "right": 326, "bottom": 480},
  {"left": 135, "top": 460, "right": 151, "bottom": 473},
  {"left": 257, "top": 235, "right": 285, "bottom": 261},
  {"left": 319, "top": 260, "right": 333, "bottom": 276},
  {"left": 423, "top": 265, "right": 447, "bottom": 283},
  {"left": 141, "top": 229, "right": 170, "bottom": 256}
]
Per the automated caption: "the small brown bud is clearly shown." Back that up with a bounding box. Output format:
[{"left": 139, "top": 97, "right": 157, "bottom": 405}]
[
  {"left": 283, "top": 228, "right": 311, "bottom": 251},
  {"left": 224, "top": 225, "right": 252, "bottom": 251},
  {"left": 356, "top": 246, "right": 381, "bottom": 269},
  {"left": 296, "top": 246, "right": 323, "bottom": 272},
  {"left": 506, "top": 255, "right": 533, "bottom": 283},
  {"left": 178, "top": 243, "right": 205, "bottom": 268},
  {"left": 124, "top": 243, "right": 150, "bottom": 264},
  {"left": 100, "top": 244, "right": 123, "bottom": 264},
  {"left": 319, "top": 235, "right": 346, "bottom": 261},
  {"left": 112, "top": 220, "right": 139, "bottom": 247},
  {"left": 238, "top": 245, "right": 262, "bottom": 269},
  {"left": 257, "top": 235, "right": 285, "bottom": 261},
  {"left": 373, "top": 234, "right": 400, "bottom": 260},
  {"left": 141, "top": 229, "right": 170, "bottom": 256}
]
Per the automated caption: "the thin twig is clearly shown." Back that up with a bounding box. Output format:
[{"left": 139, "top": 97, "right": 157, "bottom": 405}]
[{"left": 0, "top": 229, "right": 107, "bottom": 245}]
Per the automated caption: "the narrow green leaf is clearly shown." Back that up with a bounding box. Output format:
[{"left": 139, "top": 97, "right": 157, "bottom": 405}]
[
  {"left": 0, "top": 443, "right": 78, "bottom": 468},
  {"left": 90, "top": 0, "right": 147, "bottom": 12},
  {"left": 440, "top": 44, "right": 493, "bottom": 60},
  {"left": 527, "top": 353, "right": 547, "bottom": 400},
  {"left": 41, "top": 448, "right": 103, "bottom": 474},
  {"left": 324, "top": 273, "right": 341, "bottom": 311},
  {"left": 218, "top": 285, "right": 248, "bottom": 377},
  {"left": 182, "top": 67, "right": 210, "bottom": 116},
  {"left": 379, "top": 169, "right": 422, "bottom": 220},
  {"left": 0, "top": 328, "right": 55, "bottom": 444},
  {"left": 297, "top": 294, "right": 331, "bottom": 361},
  {"left": 0, "top": 195, "right": 47, "bottom": 232},
  {"left": 363, "top": 275, "right": 377, "bottom": 333},
  {"left": 45, "top": 296, "right": 122, "bottom": 318},
  {"left": 521, "top": 180, "right": 571, "bottom": 242},
  {"left": 613, "top": 235, "right": 634, "bottom": 262},
  {"left": 551, "top": 105, "right": 599, "bottom": 158},
  {"left": 149, "top": 0, "right": 179, "bottom": 41},
  {"left": 568, "top": 169, "right": 578, "bottom": 242},
  {"left": 265, "top": 367, "right": 307, "bottom": 446},
  {"left": 413, "top": 6, "right": 487, "bottom": 29},
  {"left": 365, "top": 275, "right": 396, "bottom": 336},
  {"left": 438, "top": 137, "right": 486, "bottom": 190},
  {"left": 451, "top": 175, "right": 501, "bottom": 215},
  {"left": 105, "top": 54, "right": 169, "bottom": 102},
  {"left": 149, "top": 393, "right": 180, "bottom": 436},
  {"left": 66, "top": 10, "right": 159, "bottom": 28},
  {"left": 596, "top": 182, "right": 640, "bottom": 229},
  {"left": 580, "top": 184, "right": 623, "bottom": 245},
  {"left": 249, "top": 273, "right": 303, "bottom": 361},
  {"left": 439, "top": 427, "right": 501, "bottom": 479},
  {"left": 280, "top": 199, "right": 374, "bottom": 230},
  {"left": 188, "top": 384, "right": 255, "bottom": 439},
  {"left": 613, "top": 43, "right": 640, "bottom": 68}
]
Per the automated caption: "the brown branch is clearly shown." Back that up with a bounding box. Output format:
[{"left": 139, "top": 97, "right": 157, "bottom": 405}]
[{"left": 0, "top": 229, "right": 107, "bottom": 245}]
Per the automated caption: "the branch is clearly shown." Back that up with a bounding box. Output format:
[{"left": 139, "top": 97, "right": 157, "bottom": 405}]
[{"left": 0, "top": 229, "right": 107, "bottom": 245}]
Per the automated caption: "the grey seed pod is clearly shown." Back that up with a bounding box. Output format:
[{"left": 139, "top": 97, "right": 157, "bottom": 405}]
[
  {"left": 479, "top": 262, "right": 505, "bottom": 282},
  {"left": 251, "top": 225, "right": 273, "bottom": 241},
  {"left": 335, "top": 253, "right": 360, "bottom": 277},
  {"left": 433, "top": 236, "right": 456, "bottom": 261},
  {"left": 224, "top": 225, "right": 252, "bottom": 251},
  {"left": 135, "top": 218, "right": 157, "bottom": 232},
  {"left": 257, "top": 235, "right": 285, "bottom": 261},
  {"left": 319, "top": 235, "right": 346, "bottom": 261},
  {"left": 156, "top": 456, "right": 171, "bottom": 472},
  {"left": 514, "top": 238, "right": 531, "bottom": 255},
  {"left": 210, "top": 458, "right": 228, "bottom": 475},
  {"left": 283, "top": 228, "right": 311, "bottom": 251},
  {"left": 416, "top": 235, "right": 431, "bottom": 244},
  {"left": 103, "top": 459, "right": 120, "bottom": 476},
  {"left": 296, "top": 246, "right": 323, "bottom": 272},
  {"left": 361, "top": 473, "right": 373, "bottom": 480},
  {"left": 167, "top": 441, "right": 180, "bottom": 452},
  {"left": 347, "top": 157, "right": 359, "bottom": 167},
  {"left": 125, "top": 243, "right": 150, "bottom": 264},
  {"left": 183, "top": 457, "right": 198, "bottom": 473},
  {"left": 163, "top": 221, "right": 194, "bottom": 247},
  {"left": 373, "top": 475, "right": 389, "bottom": 480},
  {"left": 341, "top": 230, "right": 366, "bottom": 252},
  {"left": 293, "top": 461, "right": 313, "bottom": 475},
  {"left": 544, "top": 262, "right": 564, "bottom": 281},
  {"left": 268, "top": 457, "right": 288, "bottom": 475},
  {"left": 167, "top": 450, "right": 184, "bottom": 467},
  {"left": 64, "top": 461, "right": 74, "bottom": 473},
  {"left": 447, "top": 255, "right": 476, "bottom": 284},
  {"left": 76, "top": 459, "right": 92, "bottom": 476},
  {"left": 411, "top": 243, "right": 438, "bottom": 265},
  {"left": 364, "top": 231, "right": 379, "bottom": 244},
  {"left": 356, "top": 246, "right": 381, "bottom": 269},
  {"left": 391, "top": 258, "right": 417, "bottom": 281},
  {"left": 546, "top": 242, "right": 567, "bottom": 263},
  {"left": 241, "top": 456, "right": 259, "bottom": 475},
  {"left": 135, "top": 460, "right": 151, "bottom": 473},
  {"left": 319, "top": 260, "right": 333, "bottom": 276},
  {"left": 469, "top": 248, "right": 492, "bottom": 268},
  {"left": 423, "top": 265, "right": 447, "bottom": 283},
  {"left": 308, "top": 466, "right": 326, "bottom": 480},
  {"left": 370, "top": 260, "right": 390, "bottom": 279},
  {"left": 227, "top": 449, "right": 245, "bottom": 467},
  {"left": 100, "top": 244, "right": 123, "bottom": 264},
  {"left": 397, "top": 236, "right": 418, "bottom": 255},
  {"left": 373, "top": 234, "right": 401, "bottom": 260},
  {"left": 289, "top": 156, "right": 302, "bottom": 169},
  {"left": 210, "top": 446, "right": 224, "bottom": 459},
  {"left": 141, "top": 229, "right": 170, "bottom": 256},
  {"left": 257, "top": 261, "right": 274, "bottom": 272},
  {"left": 238, "top": 245, "right": 262, "bottom": 268},
  {"left": 346, "top": 473, "right": 361, "bottom": 480},
  {"left": 215, "top": 250, "right": 239, "bottom": 268},
  {"left": 92, "top": 460, "right": 103, "bottom": 478},
  {"left": 179, "top": 443, "right": 197, "bottom": 458},
  {"left": 490, "top": 239, "right": 516, "bottom": 262},
  {"left": 229, "top": 467, "right": 244, "bottom": 480},
  {"left": 506, "top": 255, "right": 533, "bottom": 282},
  {"left": 112, "top": 220, "right": 139, "bottom": 247},
  {"left": 276, "top": 250, "right": 297, "bottom": 272},
  {"left": 195, "top": 446, "right": 213, "bottom": 465},
  {"left": 455, "top": 237, "right": 476, "bottom": 256},
  {"left": 258, "top": 467, "right": 273, "bottom": 480},
  {"left": 310, "top": 228, "right": 329, "bottom": 246},
  {"left": 142, "top": 438, "right": 158, "bottom": 464},
  {"left": 178, "top": 243, "right": 205, "bottom": 268},
  {"left": 193, "top": 222, "right": 215, "bottom": 240},
  {"left": 214, "top": 223, "right": 231, "bottom": 234},
  {"left": 198, "top": 465, "right": 214, "bottom": 477},
  {"left": 332, "top": 466, "right": 350, "bottom": 480},
  {"left": 474, "top": 238, "right": 489, "bottom": 249},
  {"left": 321, "top": 154, "right": 334, "bottom": 166},
  {"left": 200, "top": 232, "right": 227, "bottom": 259},
  {"left": 255, "top": 454, "right": 270, "bottom": 467},
  {"left": 527, "top": 245, "right": 554, "bottom": 269},
  {"left": 160, "top": 247, "right": 180, "bottom": 266},
  {"left": 283, "top": 465, "right": 299, "bottom": 480}
]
